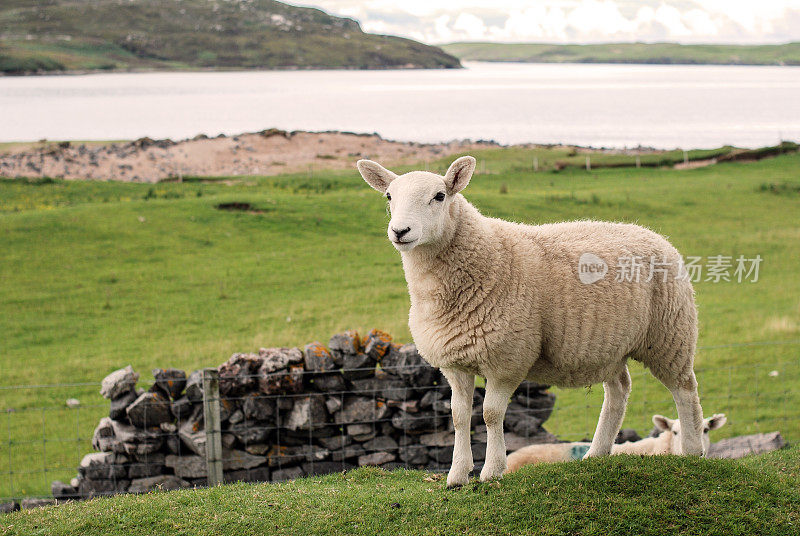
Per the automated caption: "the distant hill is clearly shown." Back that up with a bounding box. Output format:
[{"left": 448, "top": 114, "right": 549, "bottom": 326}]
[
  {"left": 442, "top": 42, "right": 800, "bottom": 66},
  {"left": 0, "top": 0, "right": 460, "bottom": 74}
]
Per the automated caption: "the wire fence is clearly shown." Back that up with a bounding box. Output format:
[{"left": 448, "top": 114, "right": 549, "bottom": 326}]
[{"left": 1, "top": 339, "right": 798, "bottom": 503}]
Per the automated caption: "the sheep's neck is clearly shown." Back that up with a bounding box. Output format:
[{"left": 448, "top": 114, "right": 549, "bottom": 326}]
[{"left": 400, "top": 197, "right": 501, "bottom": 322}]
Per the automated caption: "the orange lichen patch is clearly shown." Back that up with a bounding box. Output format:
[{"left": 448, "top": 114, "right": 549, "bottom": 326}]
[
  {"left": 345, "top": 330, "right": 362, "bottom": 353},
  {"left": 367, "top": 329, "right": 393, "bottom": 359}
]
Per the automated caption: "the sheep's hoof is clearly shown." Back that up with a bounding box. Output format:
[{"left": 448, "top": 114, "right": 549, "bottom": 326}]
[
  {"left": 479, "top": 466, "right": 505, "bottom": 483},
  {"left": 446, "top": 471, "right": 470, "bottom": 489}
]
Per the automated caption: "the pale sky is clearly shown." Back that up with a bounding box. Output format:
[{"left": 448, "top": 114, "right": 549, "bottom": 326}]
[{"left": 296, "top": 1, "right": 800, "bottom": 44}]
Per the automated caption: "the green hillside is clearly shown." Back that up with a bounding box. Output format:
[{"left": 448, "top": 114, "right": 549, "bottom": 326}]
[
  {"left": 442, "top": 41, "right": 800, "bottom": 66},
  {"left": 0, "top": 0, "right": 460, "bottom": 74},
  {"left": 3, "top": 448, "right": 800, "bottom": 535}
]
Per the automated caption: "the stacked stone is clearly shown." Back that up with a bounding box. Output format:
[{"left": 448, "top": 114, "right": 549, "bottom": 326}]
[{"left": 51, "top": 330, "right": 557, "bottom": 501}]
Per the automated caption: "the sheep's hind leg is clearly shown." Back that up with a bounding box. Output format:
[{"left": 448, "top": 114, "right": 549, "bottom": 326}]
[
  {"left": 480, "top": 378, "right": 517, "bottom": 482},
  {"left": 585, "top": 365, "right": 631, "bottom": 458},
  {"left": 670, "top": 372, "right": 705, "bottom": 456},
  {"left": 441, "top": 368, "right": 475, "bottom": 488}
]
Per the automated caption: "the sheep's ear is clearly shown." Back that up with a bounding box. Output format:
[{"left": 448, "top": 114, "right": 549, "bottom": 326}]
[
  {"left": 652, "top": 415, "right": 673, "bottom": 431},
  {"left": 705, "top": 413, "right": 727, "bottom": 430},
  {"left": 357, "top": 159, "right": 396, "bottom": 193},
  {"left": 444, "top": 156, "right": 476, "bottom": 195}
]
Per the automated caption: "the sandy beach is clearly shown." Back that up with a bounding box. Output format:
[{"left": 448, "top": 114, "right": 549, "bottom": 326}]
[{"left": 0, "top": 130, "right": 501, "bottom": 182}]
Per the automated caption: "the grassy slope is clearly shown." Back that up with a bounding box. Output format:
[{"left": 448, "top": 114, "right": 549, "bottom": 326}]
[
  {"left": 0, "top": 0, "right": 460, "bottom": 74},
  {"left": 1, "top": 149, "right": 799, "bottom": 499},
  {"left": 442, "top": 41, "right": 800, "bottom": 66},
  {"left": 3, "top": 446, "right": 800, "bottom": 535}
]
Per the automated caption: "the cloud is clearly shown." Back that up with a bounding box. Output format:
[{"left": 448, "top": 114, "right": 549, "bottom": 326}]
[{"left": 298, "top": 1, "right": 800, "bottom": 44}]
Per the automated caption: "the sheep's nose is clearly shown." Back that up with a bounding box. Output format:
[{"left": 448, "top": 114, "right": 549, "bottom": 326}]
[{"left": 392, "top": 227, "right": 411, "bottom": 240}]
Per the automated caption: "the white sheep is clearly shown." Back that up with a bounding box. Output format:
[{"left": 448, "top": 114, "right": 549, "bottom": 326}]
[
  {"left": 505, "top": 413, "right": 727, "bottom": 473},
  {"left": 357, "top": 156, "right": 705, "bottom": 487}
]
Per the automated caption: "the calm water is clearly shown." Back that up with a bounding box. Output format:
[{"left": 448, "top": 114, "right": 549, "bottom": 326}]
[{"left": 2, "top": 62, "right": 800, "bottom": 149}]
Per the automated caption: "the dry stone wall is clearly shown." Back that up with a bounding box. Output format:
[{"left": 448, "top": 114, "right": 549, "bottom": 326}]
[{"left": 51, "top": 329, "right": 558, "bottom": 500}]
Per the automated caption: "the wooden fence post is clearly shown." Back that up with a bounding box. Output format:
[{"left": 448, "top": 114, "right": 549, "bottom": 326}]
[{"left": 202, "top": 368, "right": 223, "bottom": 487}]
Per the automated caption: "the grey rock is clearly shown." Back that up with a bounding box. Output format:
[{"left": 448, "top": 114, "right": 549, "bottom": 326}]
[
  {"left": 109, "top": 389, "right": 138, "bottom": 420},
  {"left": 223, "top": 449, "right": 266, "bottom": 470},
  {"left": 335, "top": 396, "right": 389, "bottom": 425},
  {"left": 616, "top": 429, "right": 642, "bottom": 444},
  {"left": 178, "top": 406, "right": 206, "bottom": 456},
  {"left": 347, "top": 423, "right": 375, "bottom": 441},
  {"left": 0, "top": 502, "right": 19, "bottom": 513},
  {"left": 303, "top": 342, "right": 336, "bottom": 372},
  {"left": 512, "top": 391, "right": 555, "bottom": 423},
  {"left": 312, "top": 372, "right": 346, "bottom": 392},
  {"left": 358, "top": 451, "right": 395, "bottom": 466},
  {"left": 126, "top": 391, "right": 173, "bottom": 428},
  {"left": 318, "top": 435, "right": 351, "bottom": 451},
  {"left": 393, "top": 344, "right": 438, "bottom": 388},
  {"left": 286, "top": 396, "right": 328, "bottom": 431},
  {"left": 328, "top": 331, "right": 361, "bottom": 365},
  {"left": 707, "top": 432, "right": 785, "bottom": 459},
  {"left": 242, "top": 394, "right": 276, "bottom": 422},
  {"left": 398, "top": 444, "right": 429, "bottom": 465},
  {"left": 78, "top": 478, "right": 130, "bottom": 498},
  {"left": 325, "top": 397, "right": 342, "bottom": 414},
  {"left": 419, "top": 390, "right": 443, "bottom": 410},
  {"left": 504, "top": 402, "right": 543, "bottom": 436},
  {"left": 100, "top": 366, "right": 140, "bottom": 399},
  {"left": 271, "top": 466, "right": 304, "bottom": 481},
  {"left": 92, "top": 417, "right": 116, "bottom": 452},
  {"left": 219, "top": 353, "right": 264, "bottom": 396},
  {"left": 152, "top": 368, "right": 187, "bottom": 399},
  {"left": 127, "top": 453, "right": 165, "bottom": 479},
  {"left": 259, "top": 365, "right": 304, "bottom": 395},
  {"left": 429, "top": 446, "right": 454, "bottom": 464},
  {"left": 350, "top": 375, "right": 410, "bottom": 401},
  {"left": 79, "top": 452, "right": 128, "bottom": 480},
  {"left": 259, "top": 347, "right": 303, "bottom": 374},
  {"left": 391, "top": 410, "right": 448, "bottom": 433},
  {"left": 331, "top": 444, "right": 366, "bottom": 462},
  {"left": 165, "top": 455, "right": 207, "bottom": 479},
  {"left": 363, "top": 329, "right": 393, "bottom": 361},
  {"left": 222, "top": 433, "right": 237, "bottom": 450},
  {"left": 20, "top": 498, "right": 55, "bottom": 509},
  {"left": 302, "top": 444, "right": 330, "bottom": 463},
  {"left": 129, "top": 475, "right": 190, "bottom": 493},
  {"left": 228, "top": 409, "right": 244, "bottom": 424},
  {"left": 341, "top": 353, "right": 375, "bottom": 380},
  {"left": 51, "top": 480, "right": 79, "bottom": 500},
  {"left": 171, "top": 395, "right": 195, "bottom": 421},
  {"left": 419, "top": 430, "right": 454, "bottom": 447},
  {"left": 363, "top": 435, "right": 398, "bottom": 452},
  {"left": 185, "top": 371, "right": 204, "bottom": 402},
  {"left": 110, "top": 419, "right": 163, "bottom": 455},
  {"left": 228, "top": 420, "right": 271, "bottom": 445},
  {"left": 266, "top": 445, "right": 306, "bottom": 467},
  {"left": 244, "top": 443, "right": 271, "bottom": 456}
]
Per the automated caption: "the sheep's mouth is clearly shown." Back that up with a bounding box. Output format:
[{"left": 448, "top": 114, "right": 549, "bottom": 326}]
[{"left": 392, "top": 238, "right": 417, "bottom": 248}]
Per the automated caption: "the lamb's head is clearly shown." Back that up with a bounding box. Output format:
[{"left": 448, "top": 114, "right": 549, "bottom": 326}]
[
  {"left": 356, "top": 156, "right": 476, "bottom": 252},
  {"left": 653, "top": 413, "right": 727, "bottom": 454}
]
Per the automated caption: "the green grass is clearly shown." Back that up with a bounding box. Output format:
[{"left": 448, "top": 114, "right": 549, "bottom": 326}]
[
  {"left": 442, "top": 41, "right": 800, "bottom": 66},
  {"left": 1, "top": 148, "right": 799, "bottom": 499},
  {"left": 0, "top": 0, "right": 460, "bottom": 74},
  {"left": 3, "top": 446, "right": 799, "bottom": 535}
]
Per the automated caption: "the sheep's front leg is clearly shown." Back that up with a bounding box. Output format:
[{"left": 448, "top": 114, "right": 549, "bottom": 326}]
[
  {"left": 585, "top": 365, "right": 631, "bottom": 458},
  {"left": 480, "top": 378, "right": 516, "bottom": 482},
  {"left": 441, "top": 368, "right": 475, "bottom": 488}
]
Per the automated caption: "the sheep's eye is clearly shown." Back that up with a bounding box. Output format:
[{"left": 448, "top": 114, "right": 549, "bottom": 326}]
[
  {"left": 673, "top": 431, "right": 678, "bottom": 435},
  {"left": 433, "top": 192, "right": 445, "bottom": 202},
  {"left": 386, "top": 193, "right": 391, "bottom": 201}
]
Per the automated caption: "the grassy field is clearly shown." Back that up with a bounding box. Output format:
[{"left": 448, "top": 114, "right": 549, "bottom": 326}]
[
  {"left": 1, "top": 148, "right": 799, "bottom": 499},
  {"left": 3, "top": 445, "right": 799, "bottom": 535},
  {"left": 442, "top": 41, "right": 800, "bottom": 66}
]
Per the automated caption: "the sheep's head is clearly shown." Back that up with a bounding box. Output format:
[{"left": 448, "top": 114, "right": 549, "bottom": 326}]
[
  {"left": 356, "top": 156, "right": 476, "bottom": 252},
  {"left": 653, "top": 413, "right": 727, "bottom": 454}
]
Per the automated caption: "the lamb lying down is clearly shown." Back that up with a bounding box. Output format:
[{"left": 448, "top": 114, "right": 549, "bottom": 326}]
[{"left": 505, "top": 413, "right": 727, "bottom": 473}]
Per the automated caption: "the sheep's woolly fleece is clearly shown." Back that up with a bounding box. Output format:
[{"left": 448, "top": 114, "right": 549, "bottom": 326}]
[{"left": 357, "top": 156, "right": 705, "bottom": 485}]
